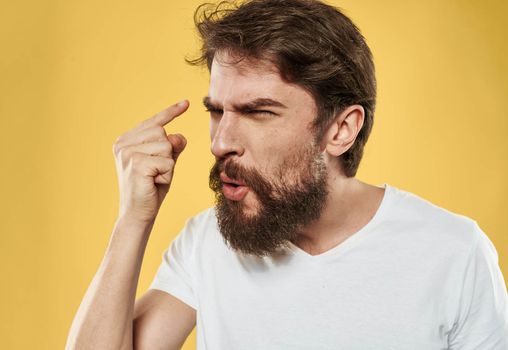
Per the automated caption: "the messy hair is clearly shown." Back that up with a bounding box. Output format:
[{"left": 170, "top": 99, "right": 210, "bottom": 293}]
[{"left": 187, "top": 0, "right": 376, "bottom": 177}]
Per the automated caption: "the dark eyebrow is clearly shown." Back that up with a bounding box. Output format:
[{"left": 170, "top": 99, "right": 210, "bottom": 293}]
[
  {"left": 202, "top": 96, "right": 287, "bottom": 112},
  {"left": 234, "top": 98, "right": 287, "bottom": 111},
  {"left": 203, "top": 96, "right": 219, "bottom": 111}
]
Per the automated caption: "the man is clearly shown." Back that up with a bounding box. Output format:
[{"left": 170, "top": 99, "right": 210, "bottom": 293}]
[{"left": 66, "top": 0, "right": 508, "bottom": 349}]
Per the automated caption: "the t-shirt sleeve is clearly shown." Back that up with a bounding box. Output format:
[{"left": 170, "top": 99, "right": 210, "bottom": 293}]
[
  {"left": 448, "top": 221, "right": 508, "bottom": 349},
  {"left": 148, "top": 217, "right": 199, "bottom": 310}
]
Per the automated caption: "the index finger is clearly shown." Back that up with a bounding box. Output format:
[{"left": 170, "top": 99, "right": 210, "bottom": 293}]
[{"left": 139, "top": 99, "right": 190, "bottom": 130}]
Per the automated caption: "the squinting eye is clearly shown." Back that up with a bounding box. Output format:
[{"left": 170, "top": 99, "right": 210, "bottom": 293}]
[{"left": 250, "top": 110, "right": 276, "bottom": 116}]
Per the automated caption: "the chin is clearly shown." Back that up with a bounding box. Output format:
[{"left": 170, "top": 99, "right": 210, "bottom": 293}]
[
  {"left": 238, "top": 193, "right": 261, "bottom": 217},
  {"left": 233, "top": 199, "right": 257, "bottom": 218}
]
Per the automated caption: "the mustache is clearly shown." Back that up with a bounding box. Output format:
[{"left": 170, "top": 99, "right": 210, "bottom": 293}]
[{"left": 209, "top": 159, "right": 273, "bottom": 199}]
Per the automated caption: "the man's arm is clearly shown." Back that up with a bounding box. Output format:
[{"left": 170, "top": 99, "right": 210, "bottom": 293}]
[
  {"left": 65, "top": 217, "right": 148, "bottom": 349},
  {"left": 66, "top": 101, "right": 194, "bottom": 349},
  {"left": 133, "top": 289, "right": 196, "bottom": 349},
  {"left": 65, "top": 217, "right": 196, "bottom": 350}
]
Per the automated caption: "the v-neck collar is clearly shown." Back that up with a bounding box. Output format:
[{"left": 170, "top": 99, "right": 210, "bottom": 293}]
[{"left": 286, "top": 183, "right": 394, "bottom": 263}]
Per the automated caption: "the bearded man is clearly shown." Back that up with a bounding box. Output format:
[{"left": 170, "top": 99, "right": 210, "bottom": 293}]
[{"left": 66, "top": 0, "right": 508, "bottom": 349}]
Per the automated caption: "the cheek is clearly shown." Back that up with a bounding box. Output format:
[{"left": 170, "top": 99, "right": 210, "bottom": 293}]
[
  {"left": 251, "top": 130, "right": 283, "bottom": 160},
  {"left": 258, "top": 136, "right": 301, "bottom": 172},
  {"left": 267, "top": 128, "right": 301, "bottom": 153}
]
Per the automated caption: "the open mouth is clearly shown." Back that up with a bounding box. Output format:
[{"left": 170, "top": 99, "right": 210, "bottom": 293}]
[
  {"left": 220, "top": 172, "right": 249, "bottom": 201},
  {"left": 220, "top": 172, "right": 246, "bottom": 187}
]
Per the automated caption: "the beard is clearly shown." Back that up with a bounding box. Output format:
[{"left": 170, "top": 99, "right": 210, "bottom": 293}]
[{"left": 209, "top": 141, "right": 328, "bottom": 258}]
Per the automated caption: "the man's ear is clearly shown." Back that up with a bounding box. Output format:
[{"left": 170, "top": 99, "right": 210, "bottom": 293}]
[{"left": 322, "top": 105, "right": 365, "bottom": 157}]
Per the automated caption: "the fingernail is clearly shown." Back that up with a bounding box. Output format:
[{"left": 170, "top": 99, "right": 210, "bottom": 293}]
[{"left": 177, "top": 99, "right": 187, "bottom": 106}]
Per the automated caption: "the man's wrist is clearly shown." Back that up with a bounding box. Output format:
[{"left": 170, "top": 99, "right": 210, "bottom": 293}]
[{"left": 113, "top": 214, "right": 156, "bottom": 238}]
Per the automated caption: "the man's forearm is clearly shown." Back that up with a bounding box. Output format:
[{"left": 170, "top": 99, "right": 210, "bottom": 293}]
[{"left": 65, "top": 216, "right": 155, "bottom": 350}]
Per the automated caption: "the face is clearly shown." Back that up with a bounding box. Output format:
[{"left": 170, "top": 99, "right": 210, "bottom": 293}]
[{"left": 207, "top": 52, "right": 329, "bottom": 257}]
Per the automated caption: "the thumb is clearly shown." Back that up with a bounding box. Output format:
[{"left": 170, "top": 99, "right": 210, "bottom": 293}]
[{"left": 167, "top": 133, "right": 187, "bottom": 162}]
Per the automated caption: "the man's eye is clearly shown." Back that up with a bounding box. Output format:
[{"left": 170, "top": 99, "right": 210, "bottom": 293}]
[{"left": 248, "top": 110, "right": 276, "bottom": 116}]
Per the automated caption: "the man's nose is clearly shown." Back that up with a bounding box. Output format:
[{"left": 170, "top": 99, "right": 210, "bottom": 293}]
[{"left": 210, "top": 112, "right": 245, "bottom": 159}]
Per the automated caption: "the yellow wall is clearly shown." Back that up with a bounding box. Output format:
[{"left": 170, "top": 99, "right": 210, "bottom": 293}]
[{"left": 1, "top": 0, "right": 507, "bottom": 348}]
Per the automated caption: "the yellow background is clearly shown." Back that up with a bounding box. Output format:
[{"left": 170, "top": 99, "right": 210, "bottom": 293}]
[{"left": 1, "top": 0, "right": 507, "bottom": 348}]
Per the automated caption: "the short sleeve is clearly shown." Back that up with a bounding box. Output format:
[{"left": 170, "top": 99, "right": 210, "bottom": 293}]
[
  {"left": 448, "top": 221, "right": 508, "bottom": 349},
  {"left": 148, "top": 217, "right": 198, "bottom": 310}
]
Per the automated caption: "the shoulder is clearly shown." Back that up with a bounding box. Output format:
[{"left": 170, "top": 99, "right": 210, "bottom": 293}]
[
  {"left": 385, "top": 184, "right": 482, "bottom": 254},
  {"left": 178, "top": 206, "right": 218, "bottom": 239},
  {"left": 174, "top": 206, "right": 220, "bottom": 252},
  {"left": 185, "top": 206, "right": 217, "bottom": 228}
]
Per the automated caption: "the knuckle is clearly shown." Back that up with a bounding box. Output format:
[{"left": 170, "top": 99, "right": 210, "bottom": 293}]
[
  {"left": 162, "top": 141, "right": 173, "bottom": 155},
  {"left": 112, "top": 143, "right": 121, "bottom": 156},
  {"left": 118, "top": 147, "right": 131, "bottom": 160},
  {"left": 140, "top": 127, "right": 165, "bottom": 143},
  {"left": 130, "top": 152, "right": 142, "bottom": 168},
  {"left": 165, "top": 158, "right": 175, "bottom": 170},
  {"left": 154, "top": 127, "right": 167, "bottom": 140},
  {"left": 112, "top": 135, "right": 127, "bottom": 154},
  {"left": 114, "top": 135, "right": 124, "bottom": 144},
  {"left": 138, "top": 126, "right": 165, "bottom": 144}
]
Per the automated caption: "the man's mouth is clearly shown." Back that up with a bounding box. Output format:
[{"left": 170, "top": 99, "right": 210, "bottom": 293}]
[
  {"left": 220, "top": 172, "right": 249, "bottom": 201},
  {"left": 220, "top": 172, "right": 246, "bottom": 186}
]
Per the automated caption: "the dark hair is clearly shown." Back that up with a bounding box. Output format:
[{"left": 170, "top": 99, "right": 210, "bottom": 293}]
[{"left": 187, "top": 0, "right": 376, "bottom": 178}]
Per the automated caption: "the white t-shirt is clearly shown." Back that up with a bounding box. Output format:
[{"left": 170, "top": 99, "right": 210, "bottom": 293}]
[{"left": 149, "top": 183, "right": 508, "bottom": 349}]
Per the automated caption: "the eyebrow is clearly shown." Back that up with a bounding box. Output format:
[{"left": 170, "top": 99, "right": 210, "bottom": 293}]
[{"left": 202, "top": 96, "right": 287, "bottom": 112}]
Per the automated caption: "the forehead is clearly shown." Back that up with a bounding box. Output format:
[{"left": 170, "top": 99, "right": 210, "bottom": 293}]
[{"left": 208, "top": 52, "right": 316, "bottom": 110}]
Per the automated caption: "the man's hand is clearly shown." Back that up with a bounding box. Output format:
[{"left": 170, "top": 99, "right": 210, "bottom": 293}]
[{"left": 112, "top": 100, "right": 189, "bottom": 224}]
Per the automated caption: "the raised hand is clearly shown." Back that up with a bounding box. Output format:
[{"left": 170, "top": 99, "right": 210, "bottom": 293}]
[{"left": 112, "top": 100, "right": 189, "bottom": 224}]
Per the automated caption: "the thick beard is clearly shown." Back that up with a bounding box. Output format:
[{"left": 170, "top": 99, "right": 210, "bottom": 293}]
[{"left": 209, "top": 143, "right": 328, "bottom": 258}]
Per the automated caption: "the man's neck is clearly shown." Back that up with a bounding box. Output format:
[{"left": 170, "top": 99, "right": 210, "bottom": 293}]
[{"left": 292, "top": 176, "right": 385, "bottom": 256}]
